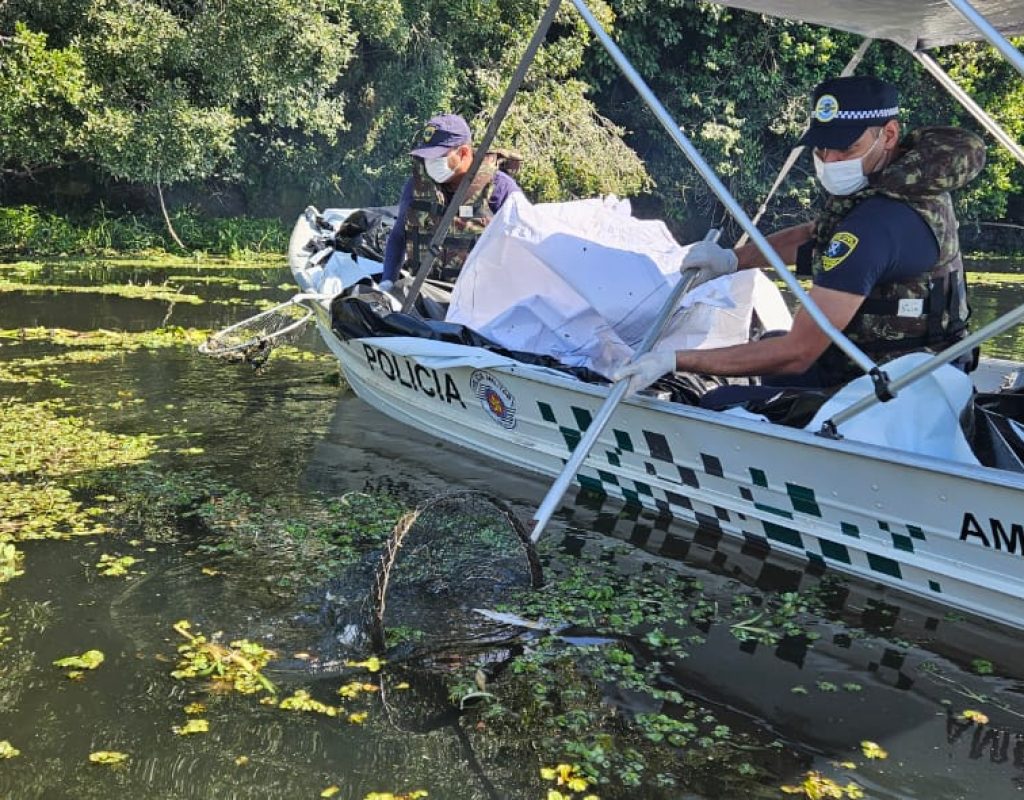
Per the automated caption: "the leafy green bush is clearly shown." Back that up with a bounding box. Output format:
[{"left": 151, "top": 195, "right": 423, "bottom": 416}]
[{"left": 0, "top": 206, "right": 287, "bottom": 258}]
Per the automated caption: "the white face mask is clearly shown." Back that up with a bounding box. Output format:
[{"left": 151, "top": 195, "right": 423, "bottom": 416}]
[
  {"left": 813, "top": 132, "right": 883, "bottom": 196},
  {"left": 424, "top": 153, "right": 455, "bottom": 184}
]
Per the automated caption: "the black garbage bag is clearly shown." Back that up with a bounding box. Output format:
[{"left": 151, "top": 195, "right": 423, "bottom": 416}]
[
  {"left": 330, "top": 294, "right": 608, "bottom": 383},
  {"left": 334, "top": 206, "right": 398, "bottom": 263},
  {"left": 970, "top": 389, "right": 1024, "bottom": 472}
]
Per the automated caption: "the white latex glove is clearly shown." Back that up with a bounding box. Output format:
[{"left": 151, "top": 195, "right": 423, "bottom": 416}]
[
  {"left": 610, "top": 350, "right": 677, "bottom": 396},
  {"left": 377, "top": 279, "right": 394, "bottom": 292},
  {"left": 682, "top": 241, "right": 738, "bottom": 286}
]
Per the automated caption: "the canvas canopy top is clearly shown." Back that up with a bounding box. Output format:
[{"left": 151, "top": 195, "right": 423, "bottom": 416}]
[{"left": 715, "top": 0, "right": 1024, "bottom": 51}]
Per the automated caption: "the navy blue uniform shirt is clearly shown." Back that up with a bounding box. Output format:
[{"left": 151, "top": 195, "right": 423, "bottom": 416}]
[{"left": 812, "top": 196, "right": 939, "bottom": 296}]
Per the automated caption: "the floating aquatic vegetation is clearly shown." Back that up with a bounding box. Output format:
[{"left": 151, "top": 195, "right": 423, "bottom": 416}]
[
  {"left": 53, "top": 649, "right": 105, "bottom": 678},
  {"left": 0, "top": 325, "right": 207, "bottom": 350},
  {"left": 540, "top": 763, "right": 598, "bottom": 798},
  {"left": 780, "top": 772, "right": 863, "bottom": 798},
  {"left": 0, "top": 327, "right": 213, "bottom": 387},
  {"left": 337, "top": 681, "right": 378, "bottom": 700},
  {"left": 0, "top": 278, "right": 204, "bottom": 305},
  {"left": 96, "top": 553, "right": 142, "bottom": 577},
  {"left": 170, "top": 620, "right": 276, "bottom": 695},
  {"left": 89, "top": 751, "right": 129, "bottom": 765},
  {"left": 0, "top": 741, "right": 19, "bottom": 759},
  {"left": 971, "top": 658, "right": 995, "bottom": 675},
  {"left": 0, "top": 481, "right": 108, "bottom": 543},
  {"left": 321, "top": 787, "right": 340, "bottom": 798},
  {"left": 278, "top": 690, "right": 340, "bottom": 717},
  {"left": 0, "top": 543, "right": 24, "bottom": 583},
  {"left": 959, "top": 708, "right": 990, "bottom": 725},
  {"left": 183, "top": 702, "right": 207, "bottom": 715},
  {"left": 345, "top": 657, "right": 385, "bottom": 674},
  {"left": 0, "top": 399, "right": 156, "bottom": 482},
  {"left": 172, "top": 719, "right": 209, "bottom": 735}
]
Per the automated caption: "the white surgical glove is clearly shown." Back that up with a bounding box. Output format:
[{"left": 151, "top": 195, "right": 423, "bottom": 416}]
[
  {"left": 610, "top": 350, "right": 677, "bottom": 396},
  {"left": 377, "top": 279, "right": 394, "bottom": 292},
  {"left": 682, "top": 241, "right": 738, "bottom": 286}
]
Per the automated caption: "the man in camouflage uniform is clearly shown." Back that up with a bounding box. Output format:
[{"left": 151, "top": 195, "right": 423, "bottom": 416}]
[
  {"left": 379, "top": 114, "right": 522, "bottom": 291},
  {"left": 613, "top": 75, "right": 986, "bottom": 397}
]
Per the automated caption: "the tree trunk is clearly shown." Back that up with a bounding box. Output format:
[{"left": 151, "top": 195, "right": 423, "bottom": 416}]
[{"left": 156, "top": 177, "right": 186, "bottom": 250}]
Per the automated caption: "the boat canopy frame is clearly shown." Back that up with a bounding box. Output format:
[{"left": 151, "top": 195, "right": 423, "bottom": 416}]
[{"left": 402, "top": 0, "right": 1024, "bottom": 437}]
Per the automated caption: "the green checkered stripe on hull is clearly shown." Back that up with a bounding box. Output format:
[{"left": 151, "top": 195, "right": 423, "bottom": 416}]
[{"left": 535, "top": 399, "right": 940, "bottom": 594}]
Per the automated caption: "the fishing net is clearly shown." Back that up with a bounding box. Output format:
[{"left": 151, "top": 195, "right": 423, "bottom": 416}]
[
  {"left": 199, "top": 296, "right": 316, "bottom": 367},
  {"left": 366, "top": 490, "right": 543, "bottom": 661}
]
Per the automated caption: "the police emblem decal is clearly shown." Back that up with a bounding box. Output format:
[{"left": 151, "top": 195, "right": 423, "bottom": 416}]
[
  {"left": 469, "top": 370, "right": 517, "bottom": 429},
  {"left": 814, "top": 94, "right": 839, "bottom": 123},
  {"left": 821, "top": 231, "right": 859, "bottom": 270}
]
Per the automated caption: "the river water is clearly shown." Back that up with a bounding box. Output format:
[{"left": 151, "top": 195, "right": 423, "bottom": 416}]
[{"left": 2, "top": 255, "right": 1024, "bottom": 799}]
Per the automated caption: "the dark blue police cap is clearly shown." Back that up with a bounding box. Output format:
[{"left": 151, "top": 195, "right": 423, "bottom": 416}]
[
  {"left": 799, "top": 76, "right": 900, "bottom": 150},
  {"left": 410, "top": 114, "right": 472, "bottom": 158}
]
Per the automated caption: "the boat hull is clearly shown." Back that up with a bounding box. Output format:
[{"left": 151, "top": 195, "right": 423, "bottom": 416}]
[{"left": 313, "top": 309, "right": 1024, "bottom": 630}]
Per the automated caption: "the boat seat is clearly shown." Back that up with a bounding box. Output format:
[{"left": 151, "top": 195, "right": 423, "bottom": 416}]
[{"left": 699, "top": 384, "right": 835, "bottom": 427}]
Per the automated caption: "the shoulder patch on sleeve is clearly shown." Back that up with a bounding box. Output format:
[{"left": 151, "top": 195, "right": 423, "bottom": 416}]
[{"left": 821, "top": 231, "right": 859, "bottom": 270}]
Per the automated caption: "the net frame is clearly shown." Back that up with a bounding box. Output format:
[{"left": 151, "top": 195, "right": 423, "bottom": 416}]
[
  {"left": 199, "top": 294, "right": 321, "bottom": 365},
  {"left": 366, "top": 490, "right": 544, "bottom": 653}
]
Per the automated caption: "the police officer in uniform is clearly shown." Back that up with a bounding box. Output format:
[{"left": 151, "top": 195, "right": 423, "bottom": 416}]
[
  {"left": 379, "top": 114, "right": 522, "bottom": 291},
  {"left": 613, "top": 75, "right": 986, "bottom": 399}
]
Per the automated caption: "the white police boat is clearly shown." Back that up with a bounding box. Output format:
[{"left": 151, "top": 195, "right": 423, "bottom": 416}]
[{"left": 287, "top": 0, "right": 1024, "bottom": 630}]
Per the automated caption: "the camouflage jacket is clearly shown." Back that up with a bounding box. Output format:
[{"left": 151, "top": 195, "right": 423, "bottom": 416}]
[
  {"left": 405, "top": 153, "right": 500, "bottom": 283},
  {"left": 808, "top": 126, "right": 986, "bottom": 384}
]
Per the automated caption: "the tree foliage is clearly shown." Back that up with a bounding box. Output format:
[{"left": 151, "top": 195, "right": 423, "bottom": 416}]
[
  {"left": 0, "top": 0, "right": 1021, "bottom": 236},
  {"left": 582, "top": 3, "right": 1023, "bottom": 239},
  {"left": 0, "top": 23, "right": 95, "bottom": 173}
]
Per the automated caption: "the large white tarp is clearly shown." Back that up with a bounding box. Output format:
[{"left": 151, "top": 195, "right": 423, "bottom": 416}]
[
  {"left": 446, "top": 193, "right": 792, "bottom": 379},
  {"left": 807, "top": 352, "right": 980, "bottom": 464},
  {"left": 696, "top": 1, "right": 1024, "bottom": 50}
]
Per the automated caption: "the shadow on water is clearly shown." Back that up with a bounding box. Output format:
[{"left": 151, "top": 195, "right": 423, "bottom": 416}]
[
  {"left": 4, "top": 257, "right": 1024, "bottom": 798},
  {"left": 303, "top": 386, "right": 1024, "bottom": 798}
]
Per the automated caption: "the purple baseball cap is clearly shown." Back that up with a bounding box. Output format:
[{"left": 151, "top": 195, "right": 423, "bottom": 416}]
[{"left": 409, "top": 114, "right": 472, "bottom": 158}]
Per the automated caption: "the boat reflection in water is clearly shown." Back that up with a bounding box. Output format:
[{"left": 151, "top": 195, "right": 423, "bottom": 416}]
[{"left": 308, "top": 389, "right": 1024, "bottom": 798}]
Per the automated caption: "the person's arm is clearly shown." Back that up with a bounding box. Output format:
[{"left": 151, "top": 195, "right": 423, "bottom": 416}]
[
  {"left": 381, "top": 178, "right": 414, "bottom": 282},
  {"left": 672, "top": 286, "right": 865, "bottom": 376},
  {"left": 488, "top": 171, "right": 521, "bottom": 215},
  {"left": 734, "top": 220, "right": 815, "bottom": 270}
]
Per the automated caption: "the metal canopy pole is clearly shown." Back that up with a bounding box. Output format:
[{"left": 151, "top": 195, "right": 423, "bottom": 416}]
[
  {"left": 821, "top": 302, "right": 1024, "bottom": 434},
  {"left": 400, "top": 0, "right": 563, "bottom": 313},
  {"left": 736, "top": 37, "right": 874, "bottom": 247},
  {"left": 913, "top": 50, "right": 1024, "bottom": 167},
  {"left": 567, "top": 0, "right": 878, "bottom": 379},
  {"left": 530, "top": 229, "right": 719, "bottom": 542},
  {"left": 944, "top": 0, "right": 1024, "bottom": 78}
]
